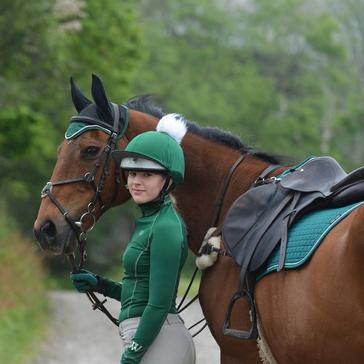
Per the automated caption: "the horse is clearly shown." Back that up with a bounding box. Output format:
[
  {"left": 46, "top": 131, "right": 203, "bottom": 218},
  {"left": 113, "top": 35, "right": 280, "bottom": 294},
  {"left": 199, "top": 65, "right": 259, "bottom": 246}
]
[{"left": 34, "top": 75, "right": 364, "bottom": 363}]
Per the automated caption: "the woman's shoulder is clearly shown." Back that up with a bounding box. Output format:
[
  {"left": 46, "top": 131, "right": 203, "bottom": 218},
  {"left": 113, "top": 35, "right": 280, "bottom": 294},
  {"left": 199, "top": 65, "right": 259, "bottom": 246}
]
[
  {"left": 156, "top": 204, "right": 184, "bottom": 226},
  {"left": 153, "top": 204, "right": 186, "bottom": 237}
]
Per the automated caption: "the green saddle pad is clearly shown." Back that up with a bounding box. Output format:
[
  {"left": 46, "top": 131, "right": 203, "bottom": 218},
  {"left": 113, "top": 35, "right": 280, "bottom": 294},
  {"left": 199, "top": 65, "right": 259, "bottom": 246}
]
[{"left": 257, "top": 201, "right": 364, "bottom": 280}]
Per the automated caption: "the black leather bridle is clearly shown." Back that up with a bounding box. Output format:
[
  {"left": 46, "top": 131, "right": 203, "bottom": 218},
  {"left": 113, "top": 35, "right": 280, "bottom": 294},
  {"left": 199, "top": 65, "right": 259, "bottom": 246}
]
[{"left": 40, "top": 104, "right": 128, "bottom": 326}]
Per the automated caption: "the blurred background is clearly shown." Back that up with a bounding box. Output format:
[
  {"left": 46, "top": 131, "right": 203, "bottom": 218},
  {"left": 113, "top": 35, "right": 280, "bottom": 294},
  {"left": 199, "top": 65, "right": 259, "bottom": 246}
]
[{"left": 1, "top": 0, "right": 364, "bottom": 362}]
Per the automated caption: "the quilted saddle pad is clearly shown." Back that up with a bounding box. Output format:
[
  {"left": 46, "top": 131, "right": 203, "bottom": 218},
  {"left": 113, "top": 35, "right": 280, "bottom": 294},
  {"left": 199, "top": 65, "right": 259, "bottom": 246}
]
[{"left": 257, "top": 201, "right": 364, "bottom": 280}]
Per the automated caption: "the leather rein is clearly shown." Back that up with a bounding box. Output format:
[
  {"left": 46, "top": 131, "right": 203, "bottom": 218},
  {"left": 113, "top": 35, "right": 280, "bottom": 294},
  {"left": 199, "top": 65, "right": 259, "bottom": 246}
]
[
  {"left": 176, "top": 151, "right": 248, "bottom": 336},
  {"left": 40, "top": 104, "right": 125, "bottom": 326}
]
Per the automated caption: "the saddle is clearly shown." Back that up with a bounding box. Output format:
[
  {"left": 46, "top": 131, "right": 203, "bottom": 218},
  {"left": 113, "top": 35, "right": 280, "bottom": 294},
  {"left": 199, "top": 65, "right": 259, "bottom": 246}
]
[{"left": 221, "top": 156, "right": 364, "bottom": 340}]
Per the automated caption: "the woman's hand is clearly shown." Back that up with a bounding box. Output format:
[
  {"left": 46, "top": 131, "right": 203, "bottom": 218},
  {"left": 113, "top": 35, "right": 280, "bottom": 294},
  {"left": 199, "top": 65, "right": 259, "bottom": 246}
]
[{"left": 70, "top": 269, "right": 100, "bottom": 293}]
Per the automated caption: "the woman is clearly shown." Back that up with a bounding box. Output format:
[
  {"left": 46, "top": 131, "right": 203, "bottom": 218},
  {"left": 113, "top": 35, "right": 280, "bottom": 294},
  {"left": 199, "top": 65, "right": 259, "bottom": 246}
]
[{"left": 70, "top": 114, "right": 196, "bottom": 364}]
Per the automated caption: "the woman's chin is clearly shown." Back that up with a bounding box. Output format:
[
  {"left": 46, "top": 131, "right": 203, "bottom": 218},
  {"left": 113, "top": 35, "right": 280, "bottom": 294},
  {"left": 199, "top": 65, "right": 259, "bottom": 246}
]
[
  {"left": 130, "top": 193, "right": 149, "bottom": 204},
  {"left": 132, "top": 196, "right": 148, "bottom": 204}
]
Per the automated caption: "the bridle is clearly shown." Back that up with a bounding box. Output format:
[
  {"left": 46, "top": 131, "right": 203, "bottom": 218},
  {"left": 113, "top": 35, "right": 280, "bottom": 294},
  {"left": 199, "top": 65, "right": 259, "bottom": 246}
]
[
  {"left": 41, "top": 133, "right": 121, "bottom": 264},
  {"left": 40, "top": 104, "right": 128, "bottom": 326},
  {"left": 40, "top": 104, "right": 127, "bottom": 268}
]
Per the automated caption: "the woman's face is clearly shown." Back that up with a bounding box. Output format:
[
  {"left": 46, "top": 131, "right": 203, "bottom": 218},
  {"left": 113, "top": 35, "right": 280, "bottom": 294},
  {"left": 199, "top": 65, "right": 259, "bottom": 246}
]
[{"left": 127, "top": 171, "right": 166, "bottom": 204}]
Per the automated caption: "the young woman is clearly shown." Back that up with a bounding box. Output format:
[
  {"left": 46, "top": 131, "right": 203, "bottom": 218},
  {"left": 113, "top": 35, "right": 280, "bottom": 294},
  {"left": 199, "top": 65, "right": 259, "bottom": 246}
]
[{"left": 70, "top": 114, "right": 196, "bottom": 364}]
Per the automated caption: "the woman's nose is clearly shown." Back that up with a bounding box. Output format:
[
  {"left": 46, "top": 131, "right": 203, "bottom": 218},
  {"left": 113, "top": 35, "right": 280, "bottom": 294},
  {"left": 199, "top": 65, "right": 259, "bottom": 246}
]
[{"left": 131, "top": 176, "right": 142, "bottom": 185}]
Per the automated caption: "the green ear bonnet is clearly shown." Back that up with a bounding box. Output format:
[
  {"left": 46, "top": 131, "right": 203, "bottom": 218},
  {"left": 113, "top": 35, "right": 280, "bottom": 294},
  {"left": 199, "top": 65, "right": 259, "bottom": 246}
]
[{"left": 65, "top": 74, "right": 129, "bottom": 140}]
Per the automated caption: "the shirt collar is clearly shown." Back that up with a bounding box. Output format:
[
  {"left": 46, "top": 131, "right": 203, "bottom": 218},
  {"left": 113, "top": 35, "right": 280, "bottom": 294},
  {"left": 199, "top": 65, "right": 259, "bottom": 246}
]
[{"left": 139, "top": 195, "right": 171, "bottom": 217}]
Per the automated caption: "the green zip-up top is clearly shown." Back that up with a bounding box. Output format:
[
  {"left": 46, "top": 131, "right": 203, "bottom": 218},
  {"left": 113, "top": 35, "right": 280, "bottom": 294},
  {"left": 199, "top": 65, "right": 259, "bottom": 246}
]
[{"left": 102, "top": 196, "right": 188, "bottom": 364}]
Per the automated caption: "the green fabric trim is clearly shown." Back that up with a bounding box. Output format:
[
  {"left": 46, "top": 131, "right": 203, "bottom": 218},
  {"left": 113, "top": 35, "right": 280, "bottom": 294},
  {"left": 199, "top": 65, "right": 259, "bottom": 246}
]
[
  {"left": 65, "top": 122, "right": 112, "bottom": 139},
  {"left": 65, "top": 104, "right": 129, "bottom": 140},
  {"left": 277, "top": 156, "right": 317, "bottom": 180}
]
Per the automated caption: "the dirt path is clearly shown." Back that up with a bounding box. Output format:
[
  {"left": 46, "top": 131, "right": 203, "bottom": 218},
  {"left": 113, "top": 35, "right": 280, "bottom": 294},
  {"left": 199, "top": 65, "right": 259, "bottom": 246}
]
[{"left": 26, "top": 291, "right": 219, "bottom": 364}]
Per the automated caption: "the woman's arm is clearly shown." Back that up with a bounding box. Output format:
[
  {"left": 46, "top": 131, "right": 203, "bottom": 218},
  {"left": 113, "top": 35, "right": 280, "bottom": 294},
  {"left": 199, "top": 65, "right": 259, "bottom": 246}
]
[
  {"left": 70, "top": 270, "right": 122, "bottom": 301},
  {"left": 98, "top": 277, "right": 122, "bottom": 301},
  {"left": 121, "top": 220, "right": 184, "bottom": 363}
]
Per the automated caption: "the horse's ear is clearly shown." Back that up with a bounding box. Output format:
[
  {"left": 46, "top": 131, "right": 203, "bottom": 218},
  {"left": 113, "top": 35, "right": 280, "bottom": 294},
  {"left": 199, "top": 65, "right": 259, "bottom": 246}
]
[
  {"left": 91, "top": 73, "right": 113, "bottom": 121},
  {"left": 70, "top": 77, "right": 92, "bottom": 113}
]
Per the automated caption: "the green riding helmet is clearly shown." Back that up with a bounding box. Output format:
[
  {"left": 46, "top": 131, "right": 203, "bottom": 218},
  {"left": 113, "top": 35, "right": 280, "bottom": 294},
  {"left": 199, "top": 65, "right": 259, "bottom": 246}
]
[{"left": 112, "top": 131, "right": 185, "bottom": 185}]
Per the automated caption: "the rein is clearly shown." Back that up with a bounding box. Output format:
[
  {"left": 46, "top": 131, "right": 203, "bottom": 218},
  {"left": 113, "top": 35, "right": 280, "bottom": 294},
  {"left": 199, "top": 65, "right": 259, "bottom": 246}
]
[
  {"left": 40, "top": 104, "right": 126, "bottom": 326},
  {"left": 177, "top": 152, "right": 248, "bottom": 337}
]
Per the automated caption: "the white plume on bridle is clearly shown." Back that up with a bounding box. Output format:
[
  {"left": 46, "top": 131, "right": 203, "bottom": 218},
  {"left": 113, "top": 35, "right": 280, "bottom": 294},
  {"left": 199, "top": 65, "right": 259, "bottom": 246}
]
[{"left": 156, "top": 113, "right": 187, "bottom": 144}]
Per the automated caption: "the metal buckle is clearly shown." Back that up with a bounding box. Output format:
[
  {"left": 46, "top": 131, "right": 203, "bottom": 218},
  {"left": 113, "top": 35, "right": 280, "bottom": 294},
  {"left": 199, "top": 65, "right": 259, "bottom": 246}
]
[
  {"left": 41, "top": 182, "right": 53, "bottom": 198},
  {"left": 84, "top": 172, "right": 95, "bottom": 183},
  {"left": 253, "top": 176, "right": 278, "bottom": 187}
]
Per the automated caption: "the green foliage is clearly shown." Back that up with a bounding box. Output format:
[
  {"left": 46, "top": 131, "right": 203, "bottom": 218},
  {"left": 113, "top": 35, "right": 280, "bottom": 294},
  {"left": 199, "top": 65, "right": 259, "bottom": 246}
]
[
  {"left": 0, "top": 106, "right": 57, "bottom": 231},
  {"left": 0, "top": 0, "right": 143, "bottom": 234},
  {"left": 60, "top": 0, "right": 143, "bottom": 103},
  {"left": 0, "top": 202, "right": 48, "bottom": 364},
  {"left": 135, "top": 0, "right": 364, "bottom": 167},
  {"left": 0, "top": 106, "right": 50, "bottom": 160}
]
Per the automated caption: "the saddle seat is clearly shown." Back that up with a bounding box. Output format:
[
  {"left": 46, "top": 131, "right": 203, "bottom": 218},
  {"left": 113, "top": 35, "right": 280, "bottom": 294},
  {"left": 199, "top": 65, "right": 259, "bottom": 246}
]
[{"left": 221, "top": 156, "right": 364, "bottom": 340}]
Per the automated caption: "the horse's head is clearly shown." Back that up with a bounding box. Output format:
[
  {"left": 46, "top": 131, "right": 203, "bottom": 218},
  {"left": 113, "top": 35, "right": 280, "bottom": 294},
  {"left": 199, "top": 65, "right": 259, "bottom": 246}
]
[{"left": 33, "top": 74, "right": 132, "bottom": 256}]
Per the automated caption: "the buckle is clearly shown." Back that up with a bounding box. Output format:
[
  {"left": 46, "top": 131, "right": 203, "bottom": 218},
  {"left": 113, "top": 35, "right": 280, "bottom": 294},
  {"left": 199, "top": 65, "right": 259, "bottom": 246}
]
[
  {"left": 41, "top": 182, "right": 53, "bottom": 198},
  {"left": 253, "top": 176, "right": 278, "bottom": 188}
]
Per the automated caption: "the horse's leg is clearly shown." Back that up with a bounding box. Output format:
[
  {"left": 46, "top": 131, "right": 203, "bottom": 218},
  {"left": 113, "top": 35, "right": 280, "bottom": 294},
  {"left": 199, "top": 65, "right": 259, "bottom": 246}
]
[{"left": 199, "top": 256, "right": 261, "bottom": 364}]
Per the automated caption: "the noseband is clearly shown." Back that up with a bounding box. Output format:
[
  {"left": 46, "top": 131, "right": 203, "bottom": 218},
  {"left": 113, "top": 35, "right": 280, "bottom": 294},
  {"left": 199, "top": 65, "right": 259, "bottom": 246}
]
[{"left": 40, "top": 104, "right": 127, "bottom": 268}]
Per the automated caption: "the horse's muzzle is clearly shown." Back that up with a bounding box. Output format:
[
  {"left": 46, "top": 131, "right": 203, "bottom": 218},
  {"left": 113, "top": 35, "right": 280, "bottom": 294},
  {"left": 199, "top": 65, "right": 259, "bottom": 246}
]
[{"left": 33, "top": 220, "right": 77, "bottom": 255}]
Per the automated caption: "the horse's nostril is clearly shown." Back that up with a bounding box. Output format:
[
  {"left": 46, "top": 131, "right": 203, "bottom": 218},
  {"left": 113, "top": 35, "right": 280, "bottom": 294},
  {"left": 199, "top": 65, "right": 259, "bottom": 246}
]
[
  {"left": 40, "top": 220, "right": 57, "bottom": 239},
  {"left": 33, "top": 227, "right": 40, "bottom": 241}
]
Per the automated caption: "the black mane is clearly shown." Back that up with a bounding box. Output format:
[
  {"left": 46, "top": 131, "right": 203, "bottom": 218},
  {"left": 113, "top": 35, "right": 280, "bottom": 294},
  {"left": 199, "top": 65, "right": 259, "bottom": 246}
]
[{"left": 125, "top": 95, "right": 284, "bottom": 165}]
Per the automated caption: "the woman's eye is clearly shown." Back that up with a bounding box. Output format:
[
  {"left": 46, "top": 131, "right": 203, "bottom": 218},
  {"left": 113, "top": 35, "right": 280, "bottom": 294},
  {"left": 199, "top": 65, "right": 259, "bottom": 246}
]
[
  {"left": 143, "top": 172, "right": 152, "bottom": 177},
  {"left": 82, "top": 146, "right": 100, "bottom": 158}
]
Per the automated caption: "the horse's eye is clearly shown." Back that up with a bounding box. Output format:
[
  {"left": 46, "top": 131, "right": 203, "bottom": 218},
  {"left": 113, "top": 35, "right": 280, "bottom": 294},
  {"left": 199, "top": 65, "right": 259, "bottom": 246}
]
[{"left": 82, "top": 146, "right": 101, "bottom": 158}]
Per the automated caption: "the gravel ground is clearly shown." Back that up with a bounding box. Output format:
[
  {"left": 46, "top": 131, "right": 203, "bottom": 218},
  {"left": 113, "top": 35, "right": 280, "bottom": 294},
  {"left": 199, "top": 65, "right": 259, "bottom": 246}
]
[{"left": 26, "top": 291, "right": 220, "bottom": 364}]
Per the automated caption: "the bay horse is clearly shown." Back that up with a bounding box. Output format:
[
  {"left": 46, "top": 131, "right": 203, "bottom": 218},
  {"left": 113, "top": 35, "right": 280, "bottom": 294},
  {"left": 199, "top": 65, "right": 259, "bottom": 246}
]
[{"left": 34, "top": 75, "right": 364, "bottom": 363}]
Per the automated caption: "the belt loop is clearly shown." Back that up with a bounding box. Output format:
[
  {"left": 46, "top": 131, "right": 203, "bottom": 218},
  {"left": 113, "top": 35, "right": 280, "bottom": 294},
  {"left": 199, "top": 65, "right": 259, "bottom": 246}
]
[{"left": 177, "top": 314, "right": 184, "bottom": 324}]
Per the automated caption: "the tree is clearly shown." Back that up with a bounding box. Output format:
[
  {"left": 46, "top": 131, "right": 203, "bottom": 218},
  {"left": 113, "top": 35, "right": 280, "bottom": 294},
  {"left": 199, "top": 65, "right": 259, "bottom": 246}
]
[
  {"left": 60, "top": 0, "right": 143, "bottom": 104},
  {"left": 0, "top": 0, "right": 143, "bottom": 235}
]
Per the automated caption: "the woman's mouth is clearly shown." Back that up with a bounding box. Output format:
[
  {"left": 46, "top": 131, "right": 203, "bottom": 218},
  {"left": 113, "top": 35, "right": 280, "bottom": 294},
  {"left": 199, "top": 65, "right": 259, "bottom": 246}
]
[{"left": 131, "top": 189, "right": 145, "bottom": 195}]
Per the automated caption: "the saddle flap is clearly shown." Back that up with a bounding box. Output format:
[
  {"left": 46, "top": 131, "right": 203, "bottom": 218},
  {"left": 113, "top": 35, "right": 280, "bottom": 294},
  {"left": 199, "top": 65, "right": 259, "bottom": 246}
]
[
  {"left": 280, "top": 156, "right": 347, "bottom": 196},
  {"left": 222, "top": 183, "right": 286, "bottom": 264}
]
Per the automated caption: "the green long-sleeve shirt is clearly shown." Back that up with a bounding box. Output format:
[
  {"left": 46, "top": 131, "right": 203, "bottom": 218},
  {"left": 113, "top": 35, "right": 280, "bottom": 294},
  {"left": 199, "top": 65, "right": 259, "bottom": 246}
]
[{"left": 102, "top": 196, "right": 188, "bottom": 364}]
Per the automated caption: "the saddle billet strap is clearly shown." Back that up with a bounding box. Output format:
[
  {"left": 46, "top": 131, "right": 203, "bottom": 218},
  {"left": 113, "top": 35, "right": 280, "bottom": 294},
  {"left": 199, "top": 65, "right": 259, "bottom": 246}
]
[
  {"left": 211, "top": 153, "right": 248, "bottom": 227},
  {"left": 277, "top": 191, "right": 301, "bottom": 271},
  {"left": 252, "top": 164, "right": 281, "bottom": 188},
  {"left": 201, "top": 153, "right": 248, "bottom": 258}
]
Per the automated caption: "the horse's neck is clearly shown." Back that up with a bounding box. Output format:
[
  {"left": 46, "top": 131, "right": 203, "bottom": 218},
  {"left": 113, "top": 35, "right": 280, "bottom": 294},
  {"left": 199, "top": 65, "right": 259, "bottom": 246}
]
[
  {"left": 125, "top": 110, "right": 159, "bottom": 139},
  {"left": 115, "top": 111, "right": 274, "bottom": 253},
  {"left": 175, "top": 133, "right": 271, "bottom": 254}
]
